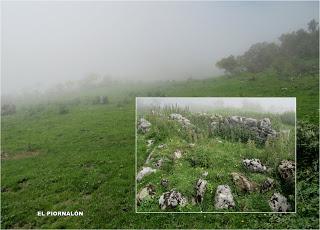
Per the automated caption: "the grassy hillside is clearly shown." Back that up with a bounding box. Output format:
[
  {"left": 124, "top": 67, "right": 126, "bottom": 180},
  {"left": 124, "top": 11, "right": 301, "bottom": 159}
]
[
  {"left": 137, "top": 107, "right": 295, "bottom": 212},
  {"left": 1, "top": 73, "right": 319, "bottom": 228}
]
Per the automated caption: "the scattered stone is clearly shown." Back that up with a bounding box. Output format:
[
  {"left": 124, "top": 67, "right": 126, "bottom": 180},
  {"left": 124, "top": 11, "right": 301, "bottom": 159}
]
[
  {"left": 169, "top": 113, "right": 192, "bottom": 126},
  {"left": 160, "top": 179, "right": 169, "bottom": 188},
  {"left": 231, "top": 172, "right": 257, "bottom": 192},
  {"left": 157, "top": 144, "right": 166, "bottom": 149},
  {"left": 243, "top": 159, "right": 267, "bottom": 172},
  {"left": 136, "top": 184, "right": 156, "bottom": 205},
  {"left": 215, "top": 185, "right": 235, "bottom": 209},
  {"left": 195, "top": 179, "right": 207, "bottom": 203},
  {"left": 145, "top": 150, "right": 154, "bottom": 164},
  {"left": 169, "top": 113, "right": 183, "bottom": 120},
  {"left": 278, "top": 160, "right": 295, "bottom": 184},
  {"left": 173, "top": 149, "right": 182, "bottom": 159},
  {"left": 269, "top": 193, "right": 291, "bottom": 212},
  {"left": 202, "top": 171, "right": 208, "bottom": 177},
  {"left": 136, "top": 167, "right": 156, "bottom": 181},
  {"left": 147, "top": 139, "right": 154, "bottom": 147},
  {"left": 188, "top": 143, "right": 195, "bottom": 148},
  {"left": 159, "top": 190, "right": 187, "bottom": 210},
  {"left": 260, "top": 178, "right": 275, "bottom": 193},
  {"left": 138, "top": 118, "right": 151, "bottom": 133},
  {"left": 154, "top": 159, "right": 163, "bottom": 169}
]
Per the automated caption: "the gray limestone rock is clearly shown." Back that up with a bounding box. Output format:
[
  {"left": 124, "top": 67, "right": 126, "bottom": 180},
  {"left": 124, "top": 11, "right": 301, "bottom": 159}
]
[
  {"left": 136, "top": 167, "right": 156, "bottom": 181},
  {"left": 214, "top": 185, "right": 235, "bottom": 209},
  {"left": 195, "top": 179, "right": 207, "bottom": 203},
  {"left": 138, "top": 118, "right": 151, "bottom": 133},
  {"left": 243, "top": 159, "right": 267, "bottom": 172},
  {"left": 269, "top": 193, "right": 291, "bottom": 212},
  {"left": 159, "top": 190, "right": 187, "bottom": 210}
]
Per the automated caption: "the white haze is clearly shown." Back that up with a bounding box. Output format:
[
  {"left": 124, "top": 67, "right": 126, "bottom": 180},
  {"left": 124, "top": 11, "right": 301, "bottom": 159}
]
[
  {"left": 1, "top": 1, "right": 318, "bottom": 95},
  {"left": 137, "top": 97, "right": 296, "bottom": 114}
]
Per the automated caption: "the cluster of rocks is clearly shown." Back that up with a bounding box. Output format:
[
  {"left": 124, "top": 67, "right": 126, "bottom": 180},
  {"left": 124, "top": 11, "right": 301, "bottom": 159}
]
[
  {"left": 138, "top": 178, "right": 234, "bottom": 210},
  {"left": 211, "top": 115, "right": 277, "bottom": 142},
  {"left": 138, "top": 118, "right": 151, "bottom": 134},
  {"left": 237, "top": 158, "right": 293, "bottom": 212},
  {"left": 169, "top": 113, "right": 192, "bottom": 127},
  {"left": 137, "top": 113, "right": 294, "bottom": 212}
]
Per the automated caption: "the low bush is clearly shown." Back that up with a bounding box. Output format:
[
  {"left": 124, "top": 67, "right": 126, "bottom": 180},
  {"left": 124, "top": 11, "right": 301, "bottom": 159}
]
[{"left": 297, "top": 120, "right": 319, "bottom": 163}]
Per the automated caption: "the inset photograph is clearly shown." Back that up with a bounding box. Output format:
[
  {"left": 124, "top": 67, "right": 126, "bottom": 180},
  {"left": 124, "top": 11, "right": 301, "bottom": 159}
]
[{"left": 136, "top": 97, "right": 296, "bottom": 213}]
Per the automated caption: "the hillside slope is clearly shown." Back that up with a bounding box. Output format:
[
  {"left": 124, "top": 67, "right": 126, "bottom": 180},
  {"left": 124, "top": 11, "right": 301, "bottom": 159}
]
[{"left": 1, "top": 73, "right": 319, "bottom": 228}]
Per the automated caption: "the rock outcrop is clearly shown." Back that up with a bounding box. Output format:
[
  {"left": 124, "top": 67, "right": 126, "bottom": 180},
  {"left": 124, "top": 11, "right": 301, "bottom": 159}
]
[
  {"left": 260, "top": 178, "right": 275, "bottom": 193},
  {"left": 243, "top": 159, "right": 267, "bottom": 172},
  {"left": 214, "top": 185, "right": 235, "bottom": 209},
  {"left": 278, "top": 160, "right": 295, "bottom": 184},
  {"left": 211, "top": 115, "right": 277, "bottom": 142},
  {"left": 195, "top": 179, "right": 207, "bottom": 203},
  {"left": 269, "top": 193, "right": 291, "bottom": 212},
  {"left": 136, "top": 167, "right": 156, "bottom": 181},
  {"left": 159, "top": 190, "right": 187, "bottom": 210},
  {"left": 138, "top": 118, "right": 151, "bottom": 133},
  {"left": 231, "top": 172, "right": 257, "bottom": 192},
  {"left": 169, "top": 113, "right": 192, "bottom": 127},
  {"left": 137, "top": 184, "right": 156, "bottom": 205}
]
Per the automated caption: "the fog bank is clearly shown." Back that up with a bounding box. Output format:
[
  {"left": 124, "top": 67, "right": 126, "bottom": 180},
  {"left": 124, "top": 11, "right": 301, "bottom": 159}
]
[{"left": 2, "top": 1, "right": 318, "bottom": 94}]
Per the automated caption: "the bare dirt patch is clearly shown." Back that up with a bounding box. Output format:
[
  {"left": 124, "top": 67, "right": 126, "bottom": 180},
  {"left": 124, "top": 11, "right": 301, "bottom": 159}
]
[{"left": 1, "top": 151, "right": 41, "bottom": 160}]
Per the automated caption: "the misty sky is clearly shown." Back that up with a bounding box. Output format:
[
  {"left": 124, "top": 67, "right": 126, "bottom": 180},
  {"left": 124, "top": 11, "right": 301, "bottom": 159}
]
[
  {"left": 1, "top": 1, "right": 318, "bottom": 94},
  {"left": 137, "top": 97, "right": 296, "bottom": 113}
]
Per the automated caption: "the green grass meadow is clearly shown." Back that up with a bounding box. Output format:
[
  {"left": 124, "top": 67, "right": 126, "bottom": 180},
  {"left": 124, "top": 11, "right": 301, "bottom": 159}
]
[{"left": 1, "top": 73, "right": 319, "bottom": 228}]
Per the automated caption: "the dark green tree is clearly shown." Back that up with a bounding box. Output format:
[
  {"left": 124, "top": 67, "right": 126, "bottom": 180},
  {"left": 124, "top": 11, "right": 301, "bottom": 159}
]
[{"left": 216, "top": 55, "right": 240, "bottom": 74}]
